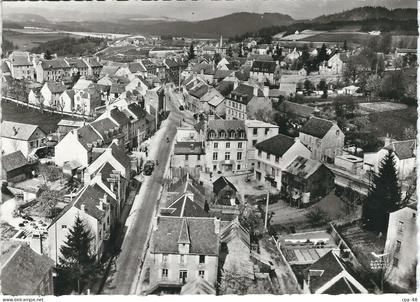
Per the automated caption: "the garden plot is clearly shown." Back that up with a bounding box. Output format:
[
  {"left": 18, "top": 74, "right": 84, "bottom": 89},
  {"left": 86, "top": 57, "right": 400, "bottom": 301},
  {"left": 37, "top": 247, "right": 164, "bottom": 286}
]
[{"left": 358, "top": 102, "right": 408, "bottom": 113}]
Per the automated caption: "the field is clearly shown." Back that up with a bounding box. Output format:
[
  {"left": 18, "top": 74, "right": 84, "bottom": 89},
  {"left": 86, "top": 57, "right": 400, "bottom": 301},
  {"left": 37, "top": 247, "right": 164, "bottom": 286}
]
[
  {"left": 301, "top": 32, "right": 371, "bottom": 44},
  {"left": 391, "top": 35, "right": 417, "bottom": 49},
  {"left": 358, "top": 102, "right": 408, "bottom": 113},
  {"left": 1, "top": 100, "right": 84, "bottom": 133},
  {"left": 3, "top": 30, "right": 80, "bottom": 50},
  {"left": 367, "top": 107, "right": 417, "bottom": 139}
]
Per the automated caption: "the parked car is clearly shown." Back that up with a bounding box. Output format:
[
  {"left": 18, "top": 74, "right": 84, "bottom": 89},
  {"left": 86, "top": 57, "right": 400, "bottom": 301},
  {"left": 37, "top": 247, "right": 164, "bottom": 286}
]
[{"left": 143, "top": 160, "right": 155, "bottom": 176}]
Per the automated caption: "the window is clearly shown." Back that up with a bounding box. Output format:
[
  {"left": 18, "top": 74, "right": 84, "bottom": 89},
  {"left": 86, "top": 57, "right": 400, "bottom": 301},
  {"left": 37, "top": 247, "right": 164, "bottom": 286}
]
[
  {"left": 238, "top": 142, "right": 242, "bottom": 148},
  {"left": 61, "top": 225, "right": 67, "bottom": 229},
  {"left": 180, "top": 255, "right": 185, "bottom": 263},
  {"left": 265, "top": 128, "right": 269, "bottom": 135},
  {"left": 253, "top": 128, "right": 258, "bottom": 135},
  {"left": 271, "top": 167, "right": 275, "bottom": 176},
  {"left": 258, "top": 150, "right": 262, "bottom": 157},
  {"left": 197, "top": 155, "right": 201, "bottom": 160},
  {"left": 237, "top": 164, "right": 241, "bottom": 170},
  {"left": 398, "top": 221, "right": 404, "bottom": 233},
  {"left": 99, "top": 230, "right": 102, "bottom": 240},
  {"left": 257, "top": 162, "right": 261, "bottom": 169},
  {"left": 214, "top": 142, "right": 218, "bottom": 149},
  {"left": 226, "top": 142, "right": 230, "bottom": 149},
  {"left": 199, "top": 255, "right": 206, "bottom": 264},
  {"left": 220, "top": 131, "right": 226, "bottom": 138},
  {"left": 395, "top": 240, "right": 401, "bottom": 253},
  {"left": 393, "top": 257, "right": 399, "bottom": 267},
  {"left": 162, "top": 254, "right": 168, "bottom": 262},
  {"left": 162, "top": 269, "right": 168, "bottom": 278},
  {"left": 266, "top": 153, "right": 270, "bottom": 160},
  {"left": 185, "top": 155, "right": 189, "bottom": 160},
  {"left": 199, "top": 270, "right": 205, "bottom": 278},
  {"left": 179, "top": 270, "right": 188, "bottom": 284},
  {"left": 225, "top": 152, "right": 230, "bottom": 160},
  {"left": 237, "top": 152, "right": 242, "bottom": 160},
  {"left": 213, "top": 165, "right": 217, "bottom": 171},
  {"left": 252, "top": 140, "right": 257, "bottom": 147},
  {"left": 275, "top": 156, "right": 279, "bottom": 163},
  {"left": 213, "top": 152, "right": 218, "bottom": 161},
  {"left": 336, "top": 130, "right": 340, "bottom": 136}
]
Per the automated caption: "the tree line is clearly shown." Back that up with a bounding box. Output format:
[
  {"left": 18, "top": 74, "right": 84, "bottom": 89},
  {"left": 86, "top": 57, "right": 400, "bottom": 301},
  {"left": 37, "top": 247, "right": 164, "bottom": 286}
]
[{"left": 30, "top": 36, "right": 107, "bottom": 57}]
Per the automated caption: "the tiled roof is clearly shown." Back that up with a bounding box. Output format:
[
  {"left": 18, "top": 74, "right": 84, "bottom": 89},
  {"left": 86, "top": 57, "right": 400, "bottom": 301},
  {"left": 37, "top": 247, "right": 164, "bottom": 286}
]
[
  {"left": 163, "top": 193, "right": 209, "bottom": 218},
  {"left": 229, "top": 83, "right": 263, "bottom": 105},
  {"left": 109, "top": 141, "right": 131, "bottom": 170},
  {"left": 41, "top": 58, "right": 70, "bottom": 70},
  {"left": 384, "top": 139, "right": 416, "bottom": 160},
  {"left": 85, "top": 57, "right": 103, "bottom": 68},
  {"left": 74, "top": 184, "right": 115, "bottom": 221},
  {"left": 73, "top": 79, "right": 93, "bottom": 91},
  {"left": 98, "top": 162, "right": 116, "bottom": 188},
  {"left": 214, "top": 70, "right": 235, "bottom": 80},
  {"left": 46, "top": 82, "right": 66, "bottom": 94},
  {"left": 10, "top": 55, "right": 32, "bottom": 66},
  {"left": 284, "top": 156, "right": 323, "bottom": 179},
  {"left": 251, "top": 60, "right": 277, "bottom": 73},
  {"left": 1, "top": 62, "right": 11, "bottom": 73},
  {"left": 168, "top": 174, "right": 207, "bottom": 207},
  {"left": 235, "top": 67, "right": 251, "bottom": 81},
  {"left": 305, "top": 251, "right": 366, "bottom": 294},
  {"left": 300, "top": 117, "right": 334, "bottom": 139},
  {"left": 1, "top": 121, "right": 43, "bottom": 140},
  {"left": 100, "top": 65, "right": 120, "bottom": 77},
  {"left": 77, "top": 124, "right": 103, "bottom": 149},
  {"left": 180, "top": 277, "right": 216, "bottom": 295},
  {"left": 110, "top": 83, "right": 125, "bottom": 94},
  {"left": 90, "top": 118, "right": 118, "bottom": 138},
  {"left": 189, "top": 83, "right": 209, "bottom": 99},
  {"left": 66, "top": 58, "right": 88, "bottom": 69},
  {"left": 1, "top": 242, "right": 54, "bottom": 295},
  {"left": 247, "top": 53, "right": 273, "bottom": 61},
  {"left": 127, "top": 103, "right": 147, "bottom": 120},
  {"left": 2, "top": 151, "right": 29, "bottom": 172},
  {"left": 110, "top": 108, "right": 131, "bottom": 126},
  {"left": 128, "top": 62, "right": 146, "bottom": 73},
  {"left": 255, "top": 134, "right": 295, "bottom": 157},
  {"left": 174, "top": 141, "right": 205, "bottom": 155},
  {"left": 213, "top": 176, "right": 237, "bottom": 194},
  {"left": 150, "top": 216, "right": 220, "bottom": 256},
  {"left": 220, "top": 217, "right": 251, "bottom": 248},
  {"left": 207, "top": 119, "right": 246, "bottom": 137},
  {"left": 323, "top": 277, "right": 361, "bottom": 294}
]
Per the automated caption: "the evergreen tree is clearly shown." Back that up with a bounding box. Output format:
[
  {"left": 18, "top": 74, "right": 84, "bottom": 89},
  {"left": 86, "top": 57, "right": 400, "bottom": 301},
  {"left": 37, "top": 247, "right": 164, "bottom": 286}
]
[
  {"left": 226, "top": 46, "right": 233, "bottom": 58},
  {"left": 188, "top": 43, "right": 195, "bottom": 60},
  {"left": 238, "top": 43, "right": 244, "bottom": 57},
  {"left": 343, "top": 40, "right": 348, "bottom": 51},
  {"left": 57, "top": 216, "right": 100, "bottom": 294},
  {"left": 44, "top": 49, "right": 52, "bottom": 60},
  {"left": 317, "top": 44, "right": 328, "bottom": 64},
  {"left": 362, "top": 150, "right": 401, "bottom": 233},
  {"left": 204, "top": 200, "right": 210, "bottom": 212}
]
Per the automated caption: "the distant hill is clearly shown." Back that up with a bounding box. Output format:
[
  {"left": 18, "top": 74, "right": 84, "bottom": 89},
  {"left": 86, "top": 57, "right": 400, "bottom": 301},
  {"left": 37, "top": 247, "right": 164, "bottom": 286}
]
[
  {"left": 135, "top": 12, "right": 295, "bottom": 38},
  {"left": 311, "top": 6, "right": 417, "bottom": 23},
  {"left": 3, "top": 13, "right": 49, "bottom": 24}
]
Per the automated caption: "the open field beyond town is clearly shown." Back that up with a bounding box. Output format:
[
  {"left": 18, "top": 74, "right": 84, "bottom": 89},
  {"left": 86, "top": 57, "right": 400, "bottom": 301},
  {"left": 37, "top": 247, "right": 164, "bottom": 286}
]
[{"left": 4, "top": 30, "right": 81, "bottom": 50}]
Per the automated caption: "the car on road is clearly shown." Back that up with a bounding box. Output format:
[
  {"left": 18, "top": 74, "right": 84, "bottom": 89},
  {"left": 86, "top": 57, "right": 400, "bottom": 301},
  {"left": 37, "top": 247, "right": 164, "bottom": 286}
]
[{"left": 143, "top": 160, "right": 155, "bottom": 176}]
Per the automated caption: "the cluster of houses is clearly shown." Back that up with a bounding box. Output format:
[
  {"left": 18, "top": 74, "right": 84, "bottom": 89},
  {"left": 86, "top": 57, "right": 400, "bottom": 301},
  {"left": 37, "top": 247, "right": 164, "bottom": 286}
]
[{"left": 1, "top": 33, "right": 416, "bottom": 296}]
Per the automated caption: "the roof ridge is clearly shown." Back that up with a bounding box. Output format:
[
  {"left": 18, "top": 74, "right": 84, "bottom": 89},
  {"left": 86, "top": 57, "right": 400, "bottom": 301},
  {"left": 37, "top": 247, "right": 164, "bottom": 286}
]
[{"left": 1, "top": 244, "right": 22, "bottom": 269}]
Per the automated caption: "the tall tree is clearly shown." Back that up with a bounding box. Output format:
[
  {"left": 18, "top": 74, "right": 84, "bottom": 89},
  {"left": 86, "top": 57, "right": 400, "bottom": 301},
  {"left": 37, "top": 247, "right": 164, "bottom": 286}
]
[
  {"left": 362, "top": 150, "right": 401, "bottom": 233},
  {"left": 57, "top": 216, "right": 101, "bottom": 294},
  {"left": 317, "top": 44, "right": 328, "bottom": 64},
  {"left": 238, "top": 43, "right": 244, "bottom": 57},
  {"left": 44, "top": 49, "right": 53, "bottom": 60},
  {"left": 226, "top": 45, "right": 233, "bottom": 58},
  {"left": 343, "top": 40, "right": 348, "bottom": 51},
  {"left": 188, "top": 43, "right": 195, "bottom": 60}
]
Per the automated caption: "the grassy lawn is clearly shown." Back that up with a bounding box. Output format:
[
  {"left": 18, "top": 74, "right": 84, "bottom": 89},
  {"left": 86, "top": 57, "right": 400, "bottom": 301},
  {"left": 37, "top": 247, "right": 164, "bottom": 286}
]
[
  {"left": 2, "top": 100, "right": 84, "bottom": 133},
  {"left": 4, "top": 30, "right": 80, "bottom": 51},
  {"left": 302, "top": 32, "right": 371, "bottom": 44},
  {"left": 367, "top": 107, "right": 417, "bottom": 139}
]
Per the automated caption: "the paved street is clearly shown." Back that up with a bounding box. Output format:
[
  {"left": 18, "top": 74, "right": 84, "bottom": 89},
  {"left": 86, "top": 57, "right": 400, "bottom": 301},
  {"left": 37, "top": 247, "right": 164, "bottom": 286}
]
[{"left": 102, "top": 87, "right": 184, "bottom": 294}]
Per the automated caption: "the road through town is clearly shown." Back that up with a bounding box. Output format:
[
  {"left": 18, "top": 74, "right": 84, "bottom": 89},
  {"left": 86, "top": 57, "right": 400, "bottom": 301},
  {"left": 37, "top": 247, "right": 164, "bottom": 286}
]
[{"left": 102, "top": 86, "right": 186, "bottom": 294}]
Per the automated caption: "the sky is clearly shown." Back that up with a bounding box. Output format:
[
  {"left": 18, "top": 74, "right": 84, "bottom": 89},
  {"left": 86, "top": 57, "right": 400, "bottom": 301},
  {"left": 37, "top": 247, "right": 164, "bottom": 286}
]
[{"left": 3, "top": 0, "right": 417, "bottom": 22}]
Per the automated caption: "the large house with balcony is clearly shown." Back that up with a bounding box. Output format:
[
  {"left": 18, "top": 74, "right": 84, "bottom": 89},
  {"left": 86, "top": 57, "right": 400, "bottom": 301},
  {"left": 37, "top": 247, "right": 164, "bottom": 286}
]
[
  {"left": 254, "top": 134, "right": 310, "bottom": 190},
  {"left": 299, "top": 117, "right": 344, "bottom": 163},
  {"left": 147, "top": 216, "right": 220, "bottom": 293},
  {"left": 197, "top": 119, "right": 247, "bottom": 173}
]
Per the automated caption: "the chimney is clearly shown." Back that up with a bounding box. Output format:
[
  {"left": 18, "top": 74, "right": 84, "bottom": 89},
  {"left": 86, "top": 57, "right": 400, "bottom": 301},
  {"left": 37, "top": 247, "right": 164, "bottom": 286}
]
[
  {"left": 233, "top": 81, "right": 238, "bottom": 89},
  {"left": 214, "top": 217, "right": 220, "bottom": 234},
  {"left": 263, "top": 86, "right": 269, "bottom": 98},
  {"left": 81, "top": 204, "right": 85, "bottom": 212},
  {"left": 294, "top": 137, "right": 300, "bottom": 143},
  {"left": 253, "top": 86, "right": 258, "bottom": 96},
  {"left": 190, "top": 143, "right": 195, "bottom": 151}
]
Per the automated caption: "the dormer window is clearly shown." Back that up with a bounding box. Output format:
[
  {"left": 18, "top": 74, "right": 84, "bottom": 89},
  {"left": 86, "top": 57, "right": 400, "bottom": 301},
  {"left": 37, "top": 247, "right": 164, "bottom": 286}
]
[
  {"left": 219, "top": 130, "right": 226, "bottom": 139},
  {"left": 209, "top": 130, "right": 216, "bottom": 139},
  {"left": 229, "top": 131, "right": 235, "bottom": 139}
]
